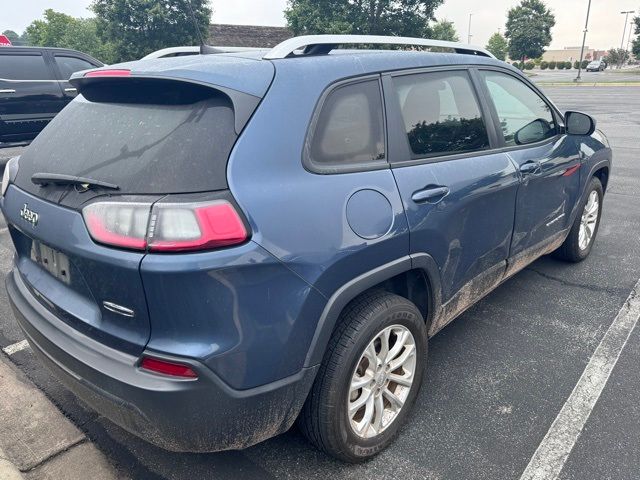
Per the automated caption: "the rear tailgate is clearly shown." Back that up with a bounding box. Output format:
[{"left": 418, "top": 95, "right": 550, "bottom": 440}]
[
  {"left": 3, "top": 185, "right": 156, "bottom": 354},
  {"left": 2, "top": 58, "right": 273, "bottom": 355}
]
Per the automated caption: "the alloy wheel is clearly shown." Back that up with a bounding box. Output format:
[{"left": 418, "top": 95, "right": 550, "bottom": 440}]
[
  {"left": 579, "top": 190, "right": 599, "bottom": 251},
  {"left": 347, "top": 325, "right": 417, "bottom": 439}
]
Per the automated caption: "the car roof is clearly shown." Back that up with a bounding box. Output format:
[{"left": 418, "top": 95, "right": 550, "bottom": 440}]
[{"left": 74, "top": 48, "right": 512, "bottom": 98}]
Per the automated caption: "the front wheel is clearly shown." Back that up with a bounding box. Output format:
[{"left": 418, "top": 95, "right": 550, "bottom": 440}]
[
  {"left": 554, "top": 176, "right": 603, "bottom": 262},
  {"left": 298, "top": 291, "right": 427, "bottom": 462}
]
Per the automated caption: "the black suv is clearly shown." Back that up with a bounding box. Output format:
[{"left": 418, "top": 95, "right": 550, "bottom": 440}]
[{"left": 0, "top": 46, "right": 103, "bottom": 146}]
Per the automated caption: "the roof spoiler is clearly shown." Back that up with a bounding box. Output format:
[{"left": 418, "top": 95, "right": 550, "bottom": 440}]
[{"left": 69, "top": 72, "right": 260, "bottom": 135}]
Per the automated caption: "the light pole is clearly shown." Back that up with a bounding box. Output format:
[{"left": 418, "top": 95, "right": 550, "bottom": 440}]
[
  {"left": 626, "top": 20, "right": 635, "bottom": 52},
  {"left": 619, "top": 10, "right": 635, "bottom": 68},
  {"left": 575, "top": 0, "right": 592, "bottom": 82},
  {"left": 467, "top": 13, "right": 473, "bottom": 44}
]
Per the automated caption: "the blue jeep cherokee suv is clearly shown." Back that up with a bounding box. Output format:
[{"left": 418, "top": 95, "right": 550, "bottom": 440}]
[{"left": 1, "top": 36, "right": 611, "bottom": 462}]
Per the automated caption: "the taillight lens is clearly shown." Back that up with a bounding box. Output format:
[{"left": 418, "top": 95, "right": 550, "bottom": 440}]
[
  {"left": 83, "top": 202, "right": 151, "bottom": 250},
  {"left": 148, "top": 201, "right": 247, "bottom": 252},
  {"left": 82, "top": 199, "right": 248, "bottom": 252},
  {"left": 140, "top": 356, "right": 198, "bottom": 379},
  {"left": 1, "top": 156, "right": 19, "bottom": 197}
]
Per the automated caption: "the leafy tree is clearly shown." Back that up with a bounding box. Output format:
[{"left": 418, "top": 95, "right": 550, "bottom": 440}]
[
  {"left": 505, "top": 0, "right": 555, "bottom": 64},
  {"left": 24, "top": 9, "right": 116, "bottom": 63},
  {"left": 285, "top": 0, "right": 445, "bottom": 37},
  {"left": 604, "top": 48, "right": 630, "bottom": 67},
  {"left": 429, "top": 19, "right": 458, "bottom": 41},
  {"left": 91, "top": 0, "right": 212, "bottom": 63},
  {"left": 1, "top": 30, "right": 28, "bottom": 46},
  {"left": 485, "top": 32, "right": 508, "bottom": 60}
]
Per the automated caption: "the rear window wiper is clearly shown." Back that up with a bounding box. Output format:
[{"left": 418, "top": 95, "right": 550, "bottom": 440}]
[{"left": 31, "top": 173, "right": 119, "bottom": 191}]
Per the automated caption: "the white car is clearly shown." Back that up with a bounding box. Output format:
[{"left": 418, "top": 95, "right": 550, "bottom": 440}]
[{"left": 142, "top": 46, "right": 264, "bottom": 59}]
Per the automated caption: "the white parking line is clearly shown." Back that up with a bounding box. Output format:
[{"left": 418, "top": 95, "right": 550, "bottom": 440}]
[
  {"left": 520, "top": 278, "right": 640, "bottom": 480},
  {"left": 1, "top": 339, "right": 29, "bottom": 356}
]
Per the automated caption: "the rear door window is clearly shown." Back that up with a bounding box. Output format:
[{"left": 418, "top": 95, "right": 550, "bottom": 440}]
[
  {"left": 54, "top": 55, "right": 97, "bottom": 79},
  {"left": 15, "top": 81, "right": 238, "bottom": 197},
  {"left": 0, "top": 54, "right": 54, "bottom": 80},
  {"left": 307, "top": 79, "right": 385, "bottom": 169},
  {"left": 393, "top": 70, "right": 490, "bottom": 159}
]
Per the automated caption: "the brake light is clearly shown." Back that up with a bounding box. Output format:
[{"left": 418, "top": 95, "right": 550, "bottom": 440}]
[
  {"left": 84, "top": 69, "right": 131, "bottom": 77},
  {"left": 82, "top": 199, "right": 248, "bottom": 252},
  {"left": 148, "top": 201, "right": 247, "bottom": 252},
  {"left": 140, "top": 357, "right": 198, "bottom": 379}
]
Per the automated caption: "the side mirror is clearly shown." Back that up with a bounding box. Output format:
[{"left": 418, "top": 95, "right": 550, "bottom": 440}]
[
  {"left": 514, "top": 118, "right": 551, "bottom": 145},
  {"left": 565, "top": 111, "right": 596, "bottom": 136}
]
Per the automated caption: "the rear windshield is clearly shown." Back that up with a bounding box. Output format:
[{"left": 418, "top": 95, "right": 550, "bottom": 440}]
[{"left": 16, "top": 81, "right": 237, "bottom": 195}]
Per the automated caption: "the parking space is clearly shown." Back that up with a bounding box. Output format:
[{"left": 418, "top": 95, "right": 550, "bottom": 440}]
[{"left": 0, "top": 86, "right": 638, "bottom": 479}]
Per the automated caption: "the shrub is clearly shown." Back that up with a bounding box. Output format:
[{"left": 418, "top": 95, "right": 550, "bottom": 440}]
[
  {"left": 565, "top": 61, "right": 573, "bottom": 69},
  {"left": 540, "top": 61, "right": 549, "bottom": 70},
  {"left": 525, "top": 61, "right": 535, "bottom": 70},
  {"left": 548, "top": 61, "right": 557, "bottom": 70},
  {"left": 573, "top": 60, "right": 580, "bottom": 69},
  {"left": 581, "top": 60, "right": 589, "bottom": 69},
  {"left": 557, "top": 62, "right": 565, "bottom": 70}
]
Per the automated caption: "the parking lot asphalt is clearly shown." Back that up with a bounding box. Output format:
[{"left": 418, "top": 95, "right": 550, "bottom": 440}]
[
  {"left": 529, "top": 68, "right": 640, "bottom": 84},
  {"left": 0, "top": 86, "right": 638, "bottom": 480}
]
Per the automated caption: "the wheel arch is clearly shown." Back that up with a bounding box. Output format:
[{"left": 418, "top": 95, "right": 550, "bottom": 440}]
[{"left": 304, "top": 253, "right": 442, "bottom": 368}]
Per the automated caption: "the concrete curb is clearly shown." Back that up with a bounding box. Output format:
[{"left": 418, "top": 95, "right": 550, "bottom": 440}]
[{"left": 0, "top": 353, "right": 121, "bottom": 479}]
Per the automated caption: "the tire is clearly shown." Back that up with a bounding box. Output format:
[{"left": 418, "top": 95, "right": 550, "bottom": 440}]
[
  {"left": 298, "top": 291, "right": 427, "bottom": 463},
  {"left": 554, "top": 176, "right": 603, "bottom": 262}
]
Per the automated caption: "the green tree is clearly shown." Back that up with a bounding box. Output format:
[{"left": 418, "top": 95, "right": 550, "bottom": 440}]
[
  {"left": 1, "top": 30, "right": 26, "bottom": 46},
  {"left": 485, "top": 32, "right": 508, "bottom": 60},
  {"left": 429, "top": 19, "right": 458, "bottom": 41},
  {"left": 285, "top": 0, "right": 445, "bottom": 37},
  {"left": 91, "top": 0, "right": 212, "bottom": 63},
  {"left": 604, "top": 48, "right": 630, "bottom": 67},
  {"left": 505, "top": 0, "right": 555, "bottom": 65},
  {"left": 24, "top": 10, "right": 115, "bottom": 63}
]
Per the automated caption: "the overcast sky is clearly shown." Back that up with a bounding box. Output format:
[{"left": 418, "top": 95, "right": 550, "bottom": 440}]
[{"left": 4, "top": 0, "right": 638, "bottom": 50}]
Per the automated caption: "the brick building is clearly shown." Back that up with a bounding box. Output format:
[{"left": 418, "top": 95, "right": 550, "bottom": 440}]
[{"left": 208, "top": 24, "right": 293, "bottom": 48}]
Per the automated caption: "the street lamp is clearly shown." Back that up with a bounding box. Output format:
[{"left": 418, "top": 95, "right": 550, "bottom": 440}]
[
  {"left": 467, "top": 13, "right": 473, "bottom": 44},
  {"left": 619, "top": 10, "right": 635, "bottom": 68},
  {"left": 575, "top": 0, "right": 592, "bottom": 82}
]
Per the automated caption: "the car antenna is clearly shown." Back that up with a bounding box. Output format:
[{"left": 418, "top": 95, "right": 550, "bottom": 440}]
[{"left": 186, "top": 0, "right": 221, "bottom": 55}]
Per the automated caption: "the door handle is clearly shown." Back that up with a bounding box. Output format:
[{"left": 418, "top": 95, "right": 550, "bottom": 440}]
[
  {"left": 411, "top": 186, "right": 450, "bottom": 204},
  {"left": 0, "top": 89, "right": 16, "bottom": 94},
  {"left": 64, "top": 88, "right": 77, "bottom": 93},
  {"left": 520, "top": 161, "right": 542, "bottom": 175}
]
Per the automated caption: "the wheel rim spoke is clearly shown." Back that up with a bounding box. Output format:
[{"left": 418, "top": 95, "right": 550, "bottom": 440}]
[
  {"left": 347, "top": 324, "right": 417, "bottom": 439},
  {"left": 579, "top": 191, "right": 599, "bottom": 250}
]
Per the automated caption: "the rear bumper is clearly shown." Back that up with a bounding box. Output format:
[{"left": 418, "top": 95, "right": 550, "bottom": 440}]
[{"left": 6, "top": 268, "right": 317, "bottom": 452}]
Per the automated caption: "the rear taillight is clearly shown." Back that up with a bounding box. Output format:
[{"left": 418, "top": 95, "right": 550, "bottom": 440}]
[
  {"left": 140, "top": 356, "right": 198, "bottom": 379},
  {"left": 82, "top": 199, "right": 248, "bottom": 252}
]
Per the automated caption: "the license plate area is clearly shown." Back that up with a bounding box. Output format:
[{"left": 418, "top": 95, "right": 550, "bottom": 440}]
[{"left": 30, "top": 241, "right": 71, "bottom": 285}]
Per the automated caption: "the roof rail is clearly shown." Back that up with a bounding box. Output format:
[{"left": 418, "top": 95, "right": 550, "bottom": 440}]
[{"left": 263, "top": 35, "right": 495, "bottom": 60}]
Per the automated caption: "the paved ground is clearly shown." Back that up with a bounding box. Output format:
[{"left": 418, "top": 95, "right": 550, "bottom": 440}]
[
  {"left": 0, "top": 86, "right": 638, "bottom": 479},
  {"left": 529, "top": 68, "right": 640, "bottom": 84}
]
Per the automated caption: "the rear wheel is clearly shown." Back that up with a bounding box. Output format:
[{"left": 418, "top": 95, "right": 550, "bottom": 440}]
[
  {"left": 554, "top": 176, "right": 603, "bottom": 262},
  {"left": 298, "top": 291, "right": 427, "bottom": 462}
]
